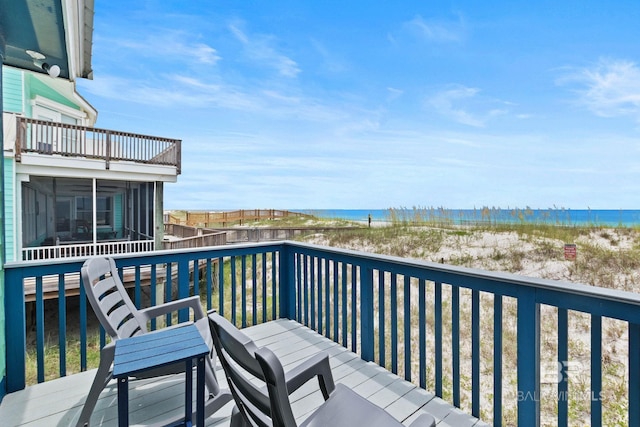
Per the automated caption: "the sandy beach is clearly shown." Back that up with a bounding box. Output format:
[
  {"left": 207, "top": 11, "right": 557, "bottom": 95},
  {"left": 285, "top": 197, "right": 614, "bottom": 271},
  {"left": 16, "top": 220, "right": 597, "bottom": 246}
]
[{"left": 304, "top": 225, "right": 640, "bottom": 291}]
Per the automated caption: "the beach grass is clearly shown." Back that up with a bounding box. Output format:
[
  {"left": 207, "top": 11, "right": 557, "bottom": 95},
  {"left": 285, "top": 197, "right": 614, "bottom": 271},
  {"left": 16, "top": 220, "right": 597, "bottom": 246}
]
[
  {"left": 298, "top": 208, "right": 638, "bottom": 426},
  {"left": 25, "top": 208, "right": 639, "bottom": 425}
]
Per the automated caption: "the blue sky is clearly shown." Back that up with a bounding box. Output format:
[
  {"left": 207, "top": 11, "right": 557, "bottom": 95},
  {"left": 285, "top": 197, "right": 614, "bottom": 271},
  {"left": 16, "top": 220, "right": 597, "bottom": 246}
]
[{"left": 77, "top": 1, "right": 640, "bottom": 210}]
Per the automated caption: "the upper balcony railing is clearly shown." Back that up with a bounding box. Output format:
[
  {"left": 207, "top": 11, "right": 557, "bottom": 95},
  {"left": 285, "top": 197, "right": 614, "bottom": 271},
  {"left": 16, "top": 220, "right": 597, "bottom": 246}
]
[
  {"left": 4, "top": 241, "right": 640, "bottom": 426},
  {"left": 15, "top": 117, "right": 181, "bottom": 173}
]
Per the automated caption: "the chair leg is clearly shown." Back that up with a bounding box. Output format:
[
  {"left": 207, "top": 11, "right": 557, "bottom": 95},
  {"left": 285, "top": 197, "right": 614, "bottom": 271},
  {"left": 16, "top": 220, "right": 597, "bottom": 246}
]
[
  {"left": 230, "top": 405, "right": 249, "bottom": 427},
  {"left": 75, "top": 344, "right": 115, "bottom": 427},
  {"left": 204, "top": 354, "right": 221, "bottom": 396},
  {"left": 203, "top": 354, "right": 233, "bottom": 418}
]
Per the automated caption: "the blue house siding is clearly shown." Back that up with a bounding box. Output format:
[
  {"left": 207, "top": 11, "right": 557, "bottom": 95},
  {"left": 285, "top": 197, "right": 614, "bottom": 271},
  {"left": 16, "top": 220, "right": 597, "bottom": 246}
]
[
  {"left": 27, "top": 75, "right": 80, "bottom": 113},
  {"left": 1, "top": 67, "right": 23, "bottom": 113}
]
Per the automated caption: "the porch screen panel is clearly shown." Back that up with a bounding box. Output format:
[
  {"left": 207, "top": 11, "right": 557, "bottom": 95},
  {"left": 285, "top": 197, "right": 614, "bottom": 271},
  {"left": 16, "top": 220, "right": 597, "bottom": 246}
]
[{"left": 22, "top": 186, "right": 37, "bottom": 244}]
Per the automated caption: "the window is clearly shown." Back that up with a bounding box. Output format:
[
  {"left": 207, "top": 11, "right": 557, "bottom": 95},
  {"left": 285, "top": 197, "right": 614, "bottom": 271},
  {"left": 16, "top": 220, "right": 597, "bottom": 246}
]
[
  {"left": 76, "top": 196, "right": 113, "bottom": 226},
  {"left": 32, "top": 95, "right": 87, "bottom": 125},
  {"left": 56, "top": 199, "right": 71, "bottom": 232}
]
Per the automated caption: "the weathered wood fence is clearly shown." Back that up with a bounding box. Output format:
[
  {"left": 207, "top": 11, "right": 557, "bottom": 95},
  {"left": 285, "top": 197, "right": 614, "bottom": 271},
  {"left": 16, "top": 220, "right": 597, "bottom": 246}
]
[{"left": 164, "top": 209, "right": 312, "bottom": 227}]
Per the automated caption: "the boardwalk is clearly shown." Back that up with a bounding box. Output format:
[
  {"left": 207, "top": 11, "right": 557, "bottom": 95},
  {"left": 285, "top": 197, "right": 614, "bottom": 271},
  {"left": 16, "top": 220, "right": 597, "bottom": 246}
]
[
  {"left": 0, "top": 319, "right": 485, "bottom": 427},
  {"left": 23, "top": 266, "right": 172, "bottom": 302}
]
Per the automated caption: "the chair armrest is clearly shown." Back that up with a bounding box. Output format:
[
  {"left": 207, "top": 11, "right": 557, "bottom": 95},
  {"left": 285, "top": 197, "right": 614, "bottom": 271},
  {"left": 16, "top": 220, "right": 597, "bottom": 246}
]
[
  {"left": 138, "top": 295, "right": 205, "bottom": 322},
  {"left": 284, "top": 351, "right": 335, "bottom": 400},
  {"left": 407, "top": 413, "right": 436, "bottom": 427}
]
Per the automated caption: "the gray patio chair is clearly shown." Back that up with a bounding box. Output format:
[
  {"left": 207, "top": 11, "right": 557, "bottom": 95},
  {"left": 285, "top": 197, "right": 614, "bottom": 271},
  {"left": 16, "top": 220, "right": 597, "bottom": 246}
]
[
  {"left": 76, "top": 257, "right": 232, "bottom": 426},
  {"left": 208, "top": 312, "right": 436, "bottom": 427}
]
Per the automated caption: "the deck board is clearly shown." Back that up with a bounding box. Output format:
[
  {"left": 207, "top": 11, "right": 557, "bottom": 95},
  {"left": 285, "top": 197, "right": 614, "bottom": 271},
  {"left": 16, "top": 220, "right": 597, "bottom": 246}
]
[{"left": 0, "top": 319, "right": 487, "bottom": 426}]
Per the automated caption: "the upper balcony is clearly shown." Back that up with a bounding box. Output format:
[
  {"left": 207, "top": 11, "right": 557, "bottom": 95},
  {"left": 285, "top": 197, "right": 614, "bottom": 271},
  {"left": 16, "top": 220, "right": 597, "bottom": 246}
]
[
  {"left": 12, "top": 116, "right": 181, "bottom": 175},
  {"left": 4, "top": 115, "right": 182, "bottom": 262},
  {"left": 1, "top": 241, "right": 639, "bottom": 426}
]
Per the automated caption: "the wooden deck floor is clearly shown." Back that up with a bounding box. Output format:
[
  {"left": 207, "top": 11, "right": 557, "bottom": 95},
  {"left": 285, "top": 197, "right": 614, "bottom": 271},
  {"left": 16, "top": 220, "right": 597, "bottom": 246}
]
[{"left": 0, "top": 319, "right": 487, "bottom": 427}]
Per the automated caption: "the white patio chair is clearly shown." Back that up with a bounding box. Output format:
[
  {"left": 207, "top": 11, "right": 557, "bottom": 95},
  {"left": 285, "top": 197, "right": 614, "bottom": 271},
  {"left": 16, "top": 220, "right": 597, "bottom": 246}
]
[{"left": 76, "top": 257, "right": 231, "bottom": 426}]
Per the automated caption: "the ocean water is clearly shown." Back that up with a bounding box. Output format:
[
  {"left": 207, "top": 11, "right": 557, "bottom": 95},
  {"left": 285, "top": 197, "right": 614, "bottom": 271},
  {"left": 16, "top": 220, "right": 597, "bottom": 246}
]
[{"left": 295, "top": 208, "right": 640, "bottom": 227}]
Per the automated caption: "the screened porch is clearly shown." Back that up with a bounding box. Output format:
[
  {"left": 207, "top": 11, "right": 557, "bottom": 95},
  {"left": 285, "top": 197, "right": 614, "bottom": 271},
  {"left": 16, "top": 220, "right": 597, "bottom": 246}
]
[{"left": 21, "top": 177, "right": 157, "bottom": 260}]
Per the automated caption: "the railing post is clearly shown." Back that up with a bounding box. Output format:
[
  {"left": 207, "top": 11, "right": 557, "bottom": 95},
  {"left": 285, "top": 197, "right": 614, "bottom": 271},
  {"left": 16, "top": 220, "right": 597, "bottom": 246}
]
[
  {"left": 629, "top": 323, "right": 640, "bottom": 426},
  {"left": 517, "top": 287, "right": 540, "bottom": 426},
  {"left": 360, "top": 266, "right": 374, "bottom": 362},
  {"left": 278, "top": 244, "right": 296, "bottom": 320},
  {"left": 176, "top": 139, "right": 182, "bottom": 174},
  {"left": 15, "top": 117, "right": 24, "bottom": 162},
  {"left": 105, "top": 131, "right": 111, "bottom": 170},
  {"left": 177, "top": 257, "right": 190, "bottom": 323},
  {"left": 4, "top": 267, "right": 26, "bottom": 392}
]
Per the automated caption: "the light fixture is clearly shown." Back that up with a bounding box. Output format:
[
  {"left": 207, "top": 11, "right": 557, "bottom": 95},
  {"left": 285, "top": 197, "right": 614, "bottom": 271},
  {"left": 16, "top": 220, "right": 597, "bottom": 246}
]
[
  {"left": 25, "top": 49, "right": 61, "bottom": 78},
  {"left": 40, "top": 62, "right": 61, "bottom": 78}
]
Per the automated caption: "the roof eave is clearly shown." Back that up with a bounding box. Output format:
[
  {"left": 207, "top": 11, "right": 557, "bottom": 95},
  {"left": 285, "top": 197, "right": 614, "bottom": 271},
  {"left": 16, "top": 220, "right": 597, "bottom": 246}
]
[{"left": 63, "top": 0, "right": 94, "bottom": 81}]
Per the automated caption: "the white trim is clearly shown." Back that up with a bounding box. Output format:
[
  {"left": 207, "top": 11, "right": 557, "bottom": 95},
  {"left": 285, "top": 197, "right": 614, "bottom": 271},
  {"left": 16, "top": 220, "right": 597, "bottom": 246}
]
[
  {"left": 61, "top": 0, "right": 94, "bottom": 80},
  {"left": 12, "top": 158, "right": 20, "bottom": 262},
  {"left": 153, "top": 181, "right": 157, "bottom": 247},
  {"left": 62, "top": 0, "right": 80, "bottom": 80},
  {"left": 92, "top": 178, "right": 97, "bottom": 244},
  {"left": 17, "top": 156, "right": 178, "bottom": 182},
  {"left": 3, "top": 112, "right": 18, "bottom": 152},
  {"left": 31, "top": 95, "right": 87, "bottom": 122},
  {"left": 15, "top": 173, "right": 25, "bottom": 263}
]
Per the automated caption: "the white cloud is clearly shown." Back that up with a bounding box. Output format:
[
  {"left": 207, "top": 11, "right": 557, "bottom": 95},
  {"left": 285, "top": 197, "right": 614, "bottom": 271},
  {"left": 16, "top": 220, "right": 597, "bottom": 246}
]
[
  {"left": 189, "top": 44, "right": 221, "bottom": 64},
  {"left": 83, "top": 69, "right": 357, "bottom": 126},
  {"left": 310, "top": 39, "right": 349, "bottom": 74},
  {"left": 401, "top": 14, "right": 465, "bottom": 43},
  {"left": 97, "top": 33, "right": 220, "bottom": 65},
  {"left": 559, "top": 58, "right": 640, "bottom": 122},
  {"left": 427, "top": 85, "right": 513, "bottom": 127},
  {"left": 229, "top": 21, "right": 301, "bottom": 78},
  {"left": 386, "top": 87, "right": 404, "bottom": 101},
  {"left": 428, "top": 86, "right": 486, "bottom": 127}
]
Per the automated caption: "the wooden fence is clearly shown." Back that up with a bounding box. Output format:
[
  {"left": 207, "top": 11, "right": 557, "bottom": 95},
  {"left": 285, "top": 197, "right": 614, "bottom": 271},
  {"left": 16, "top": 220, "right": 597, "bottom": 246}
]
[
  {"left": 164, "top": 209, "right": 311, "bottom": 227},
  {"left": 162, "top": 224, "right": 227, "bottom": 249}
]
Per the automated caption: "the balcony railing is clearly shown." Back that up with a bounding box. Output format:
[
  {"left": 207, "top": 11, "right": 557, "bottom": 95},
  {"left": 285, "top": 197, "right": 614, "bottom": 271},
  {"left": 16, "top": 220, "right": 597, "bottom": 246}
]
[
  {"left": 15, "top": 117, "right": 181, "bottom": 173},
  {"left": 21, "top": 239, "right": 155, "bottom": 261},
  {"left": 4, "top": 241, "right": 640, "bottom": 426}
]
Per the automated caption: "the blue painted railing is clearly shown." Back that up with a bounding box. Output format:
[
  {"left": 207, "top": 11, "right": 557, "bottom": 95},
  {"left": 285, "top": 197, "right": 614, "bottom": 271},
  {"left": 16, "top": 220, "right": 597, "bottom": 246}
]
[{"left": 4, "top": 241, "right": 640, "bottom": 426}]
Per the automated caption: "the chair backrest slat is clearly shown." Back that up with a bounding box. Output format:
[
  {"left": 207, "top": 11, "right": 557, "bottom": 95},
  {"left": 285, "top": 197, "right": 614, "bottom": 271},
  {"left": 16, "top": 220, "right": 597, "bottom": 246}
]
[
  {"left": 92, "top": 276, "right": 118, "bottom": 299},
  {"left": 117, "top": 314, "right": 144, "bottom": 338},
  {"left": 99, "top": 290, "right": 125, "bottom": 313},
  {"left": 82, "top": 257, "right": 145, "bottom": 340}
]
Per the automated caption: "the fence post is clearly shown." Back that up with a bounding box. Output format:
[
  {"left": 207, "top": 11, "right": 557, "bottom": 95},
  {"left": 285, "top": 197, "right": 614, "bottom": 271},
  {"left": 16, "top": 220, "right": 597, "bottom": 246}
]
[
  {"left": 517, "top": 287, "right": 540, "bottom": 426},
  {"left": 360, "top": 265, "right": 374, "bottom": 362},
  {"left": 4, "top": 267, "right": 26, "bottom": 392},
  {"left": 278, "top": 244, "right": 296, "bottom": 320}
]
